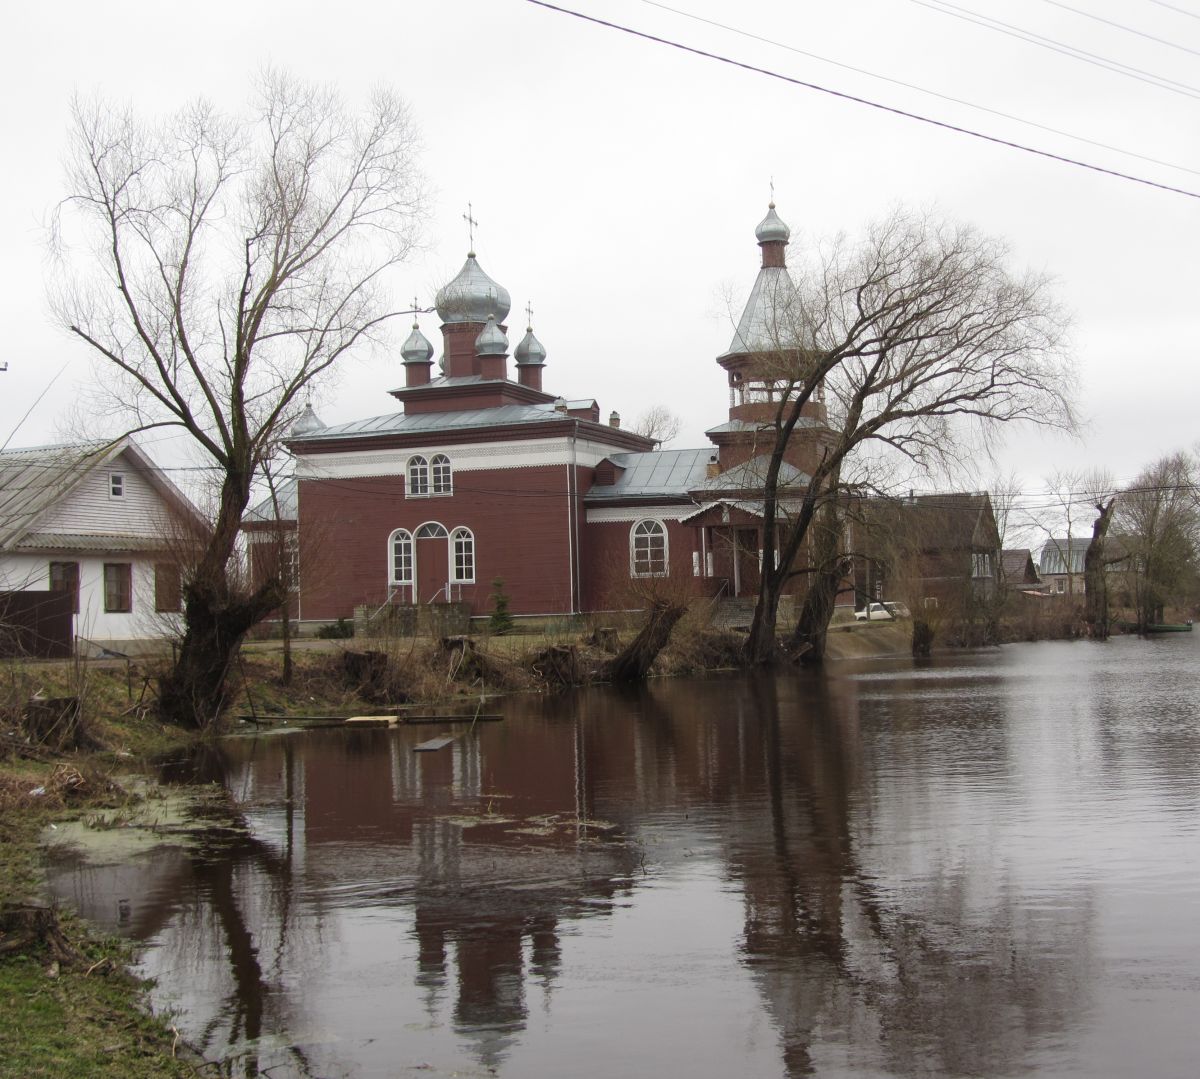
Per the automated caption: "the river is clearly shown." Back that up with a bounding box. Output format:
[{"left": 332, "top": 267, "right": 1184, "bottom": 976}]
[{"left": 44, "top": 635, "right": 1200, "bottom": 1078}]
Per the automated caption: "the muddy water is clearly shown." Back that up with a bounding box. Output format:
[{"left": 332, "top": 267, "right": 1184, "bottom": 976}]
[{"left": 44, "top": 636, "right": 1200, "bottom": 1078}]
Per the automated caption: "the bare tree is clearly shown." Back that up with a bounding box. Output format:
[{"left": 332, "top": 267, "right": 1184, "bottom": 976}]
[
  {"left": 632, "top": 404, "right": 682, "bottom": 447},
  {"left": 51, "top": 71, "right": 425, "bottom": 727},
  {"left": 1117, "top": 452, "right": 1200, "bottom": 628},
  {"left": 741, "top": 209, "right": 1074, "bottom": 663}
]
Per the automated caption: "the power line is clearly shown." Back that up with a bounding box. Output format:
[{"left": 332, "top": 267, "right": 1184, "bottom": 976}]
[
  {"left": 1044, "top": 0, "right": 1200, "bottom": 58},
  {"left": 914, "top": 0, "right": 1200, "bottom": 100},
  {"left": 637, "top": 0, "right": 1200, "bottom": 179},
  {"left": 1148, "top": 0, "right": 1200, "bottom": 22},
  {"left": 525, "top": 0, "right": 1200, "bottom": 200}
]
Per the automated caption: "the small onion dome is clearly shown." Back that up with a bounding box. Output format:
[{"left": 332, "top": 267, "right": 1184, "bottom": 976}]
[
  {"left": 401, "top": 321, "right": 434, "bottom": 365},
  {"left": 755, "top": 201, "right": 790, "bottom": 244},
  {"left": 514, "top": 326, "right": 547, "bottom": 366},
  {"left": 289, "top": 403, "right": 324, "bottom": 436},
  {"left": 474, "top": 314, "right": 508, "bottom": 357},
  {"left": 435, "top": 253, "right": 512, "bottom": 325}
]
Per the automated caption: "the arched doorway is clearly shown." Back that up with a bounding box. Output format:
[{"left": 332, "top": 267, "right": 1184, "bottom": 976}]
[{"left": 414, "top": 522, "right": 450, "bottom": 603}]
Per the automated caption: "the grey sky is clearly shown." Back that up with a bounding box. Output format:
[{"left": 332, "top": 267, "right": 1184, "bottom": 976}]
[{"left": 2, "top": 0, "right": 1196, "bottom": 505}]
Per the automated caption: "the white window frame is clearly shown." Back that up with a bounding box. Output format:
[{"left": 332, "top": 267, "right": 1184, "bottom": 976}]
[
  {"left": 407, "top": 455, "right": 430, "bottom": 497},
  {"left": 431, "top": 453, "right": 452, "bottom": 495},
  {"left": 451, "top": 526, "right": 475, "bottom": 583},
  {"left": 389, "top": 529, "right": 414, "bottom": 585},
  {"left": 630, "top": 519, "right": 668, "bottom": 578},
  {"left": 109, "top": 472, "right": 125, "bottom": 498}
]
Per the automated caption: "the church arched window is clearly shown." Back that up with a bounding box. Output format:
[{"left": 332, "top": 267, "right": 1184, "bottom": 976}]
[
  {"left": 631, "top": 519, "right": 668, "bottom": 577},
  {"left": 431, "top": 454, "right": 452, "bottom": 494},
  {"left": 451, "top": 527, "right": 475, "bottom": 583},
  {"left": 407, "top": 455, "right": 429, "bottom": 497},
  {"left": 389, "top": 529, "right": 413, "bottom": 584}
]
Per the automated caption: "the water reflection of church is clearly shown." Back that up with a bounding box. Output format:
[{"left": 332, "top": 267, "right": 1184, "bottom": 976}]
[{"left": 46, "top": 676, "right": 1097, "bottom": 1077}]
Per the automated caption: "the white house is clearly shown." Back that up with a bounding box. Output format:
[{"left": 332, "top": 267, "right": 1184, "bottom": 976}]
[{"left": 0, "top": 438, "right": 207, "bottom": 655}]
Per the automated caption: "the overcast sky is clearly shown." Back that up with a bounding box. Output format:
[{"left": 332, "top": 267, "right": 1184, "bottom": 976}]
[{"left": 2, "top": 0, "right": 1197, "bottom": 515}]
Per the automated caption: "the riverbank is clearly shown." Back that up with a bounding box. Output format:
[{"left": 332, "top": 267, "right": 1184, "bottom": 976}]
[
  {"left": 1, "top": 617, "right": 915, "bottom": 1073},
  {"left": 0, "top": 704, "right": 204, "bottom": 1078}
]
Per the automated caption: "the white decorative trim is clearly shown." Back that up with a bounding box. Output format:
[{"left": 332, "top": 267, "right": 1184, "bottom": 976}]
[
  {"left": 296, "top": 436, "right": 620, "bottom": 480},
  {"left": 585, "top": 504, "right": 693, "bottom": 524}
]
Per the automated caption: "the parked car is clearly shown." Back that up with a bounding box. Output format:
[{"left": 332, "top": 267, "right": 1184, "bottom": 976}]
[{"left": 855, "top": 601, "right": 911, "bottom": 621}]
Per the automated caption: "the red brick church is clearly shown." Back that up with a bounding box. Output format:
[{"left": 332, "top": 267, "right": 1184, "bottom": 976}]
[{"left": 252, "top": 203, "right": 836, "bottom": 624}]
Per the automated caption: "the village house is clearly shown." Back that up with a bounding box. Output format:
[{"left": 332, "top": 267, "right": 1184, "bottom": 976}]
[
  {"left": 847, "top": 493, "right": 1002, "bottom": 614},
  {"left": 259, "top": 204, "right": 994, "bottom": 631},
  {"left": 0, "top": 438, "right": 207, "bottom": 656}
]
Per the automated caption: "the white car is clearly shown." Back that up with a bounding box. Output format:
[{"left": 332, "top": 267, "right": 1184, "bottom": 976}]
[{"left": 855, "top": 601, "right": 910, "bottom": 621}]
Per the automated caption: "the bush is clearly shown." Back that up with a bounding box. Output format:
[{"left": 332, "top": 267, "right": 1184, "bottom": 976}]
[
  {"left": 488, "top": 578, "right": 515, "bottom": 636},
  {"left": 315, "top": 618, "right": 354, "bottom": 640}
]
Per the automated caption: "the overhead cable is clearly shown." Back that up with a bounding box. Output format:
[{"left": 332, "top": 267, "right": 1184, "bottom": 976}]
[
  {"left": 525, "top": 0, "right": 1200, "bottom": 200},
  {"left": 1044, "top": 0, "right": 1200, "bottom": 58},
  {"left": 914, "top": 0, "right": 1200, "bottom": 99},
  {"left": 637, "top": 0, "right": 1200, "bottom": 179}
]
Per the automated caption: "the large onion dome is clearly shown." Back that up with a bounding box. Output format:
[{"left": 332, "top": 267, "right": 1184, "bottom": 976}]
[
  {"left": 400, "top": 320, "right": 434, "bottom": 364},
  {"left": 474, "top": 314, "right": 508, "bottom": 357},
  {"left": 435, "top": 253, "right": 512, "bottom": 325},
  {"left": 755, "top": 202, "right": 791, "bottom": 244}
]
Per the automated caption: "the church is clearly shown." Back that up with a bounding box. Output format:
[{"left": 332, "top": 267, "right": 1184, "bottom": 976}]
[{"left": 263, "top": 202, "right": 831, "bottom": 625}]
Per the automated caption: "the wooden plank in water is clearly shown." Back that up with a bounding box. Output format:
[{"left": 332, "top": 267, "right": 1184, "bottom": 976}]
[
  {"left": 345, "top": 715, "right": 400, "bottom": 726},
  {"left": 413, "top": 735, "right": 455, "bottom": 752},
  {"left": 404, "top": 714, "right": 503, "bottom": 725}
]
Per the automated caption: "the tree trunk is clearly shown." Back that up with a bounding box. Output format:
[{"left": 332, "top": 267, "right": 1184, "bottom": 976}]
[
  {"left": 605, "top": 601, "right": 686, "bottom": 682},
  {"left": 789, "top": 558, "right": 847, "bottom": 662},
  {"left": 1083, "top": 497, "right": 1116, "bottom": 638},
  {"left": 745, "top": 575, "right": 785, "bottom": 665},
  {"left": 158, "top": 576, "right": 284, "bottom": 729}
]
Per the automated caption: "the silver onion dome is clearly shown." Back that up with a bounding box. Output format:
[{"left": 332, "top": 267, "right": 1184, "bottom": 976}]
[
  {"left": 400, "top": 321, "right": 434, "bottom": 364},
  {"left": 435, "top": 253, "right": 512, "bottom": 325},
  {"left": 514, "top": 326, "right": 547, "bottom": 366},
  {"left": 289, "top": 403, "right": 324, "bottom": 437},
  {"left": 755, "top": 202, "right": 790, "bottom": 244},
  {"left": 475, "top": 314, "right": 509, "bottom": 356}
]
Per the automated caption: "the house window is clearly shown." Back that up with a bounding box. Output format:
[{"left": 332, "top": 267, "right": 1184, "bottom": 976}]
[
  {"left": 390, "top": 529, "right": 413, "bottom": 584},
  {"left": 415, "top": 521, "right": 448, "bottom": 540},
  {"left": 407, "top": 455, "right": 429, "bottom": 497},
  {"left": 972, "top": 552, "right": 992, "bottom": 578},
  {"left": 1054, "top": 578, "right": 1066, "bottom": 594},
  {"left": 431, "top": 454, "right": 452, "bottom": 495},
  {"left": 49, "top": 561, "right": 80, "bottom": 613},
  {"left": 451, "top": 527, "right": 475, "bottom": 583},
  {"left": 631, "top": 519, "right": 668, "bottom": 577},
  {"left": 109, "top": 472, "right": 124, "bottom": 498},
  {"left": 154, "top": 563, "right": 182, "bottom": 613},
  {"left": 103, "top": 563, "right": 132, "bottom": 613}
]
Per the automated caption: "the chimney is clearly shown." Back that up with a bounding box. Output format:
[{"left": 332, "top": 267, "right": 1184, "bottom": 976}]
[
  {"left": 553, "top": 396, "right": 568, "bottom": 414},
  {"left": 706, "top": 453, "right": 720, "bottom": 479},
  {"left": 609, "top": 410, "right": 621, "bottom": 429}
]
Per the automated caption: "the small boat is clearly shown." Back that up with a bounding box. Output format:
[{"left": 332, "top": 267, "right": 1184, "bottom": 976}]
[{"left": 1143, "top": 621, "right": 1194, "bottom": 633}]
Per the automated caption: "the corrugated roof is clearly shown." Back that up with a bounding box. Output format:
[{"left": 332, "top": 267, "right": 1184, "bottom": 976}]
[
  {"left": 0, "top": 442, "right": 113, "bottom": 550},
  {"left": 586, "top": 448, "right": 713, "bottom": 501},
  {"left": 15, "top": 532, "right": 172, "bottom": 552}
]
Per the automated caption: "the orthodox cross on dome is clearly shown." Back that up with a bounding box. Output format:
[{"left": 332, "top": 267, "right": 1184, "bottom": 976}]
[
  {"left": 463, "top": 202, "right": 478, "bottom": 255},
  {"left": 525, "top": 300, "right": 534, "bottom": 330},
  {"left": 769, "top": 175, "right": 775, "bottom": 206}
]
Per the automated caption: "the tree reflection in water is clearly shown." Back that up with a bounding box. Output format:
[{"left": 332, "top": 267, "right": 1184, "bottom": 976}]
[{"left": 44, "top": 639, "right": 1200, "bottom": 1078}]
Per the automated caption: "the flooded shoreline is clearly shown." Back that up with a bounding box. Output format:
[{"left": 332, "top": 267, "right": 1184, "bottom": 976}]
[{"left": 43, "top": 636, "right": 1200, "bottom": 1078}]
